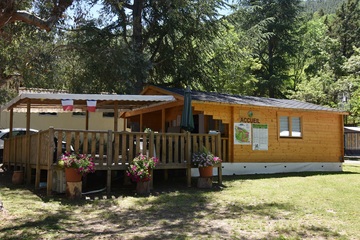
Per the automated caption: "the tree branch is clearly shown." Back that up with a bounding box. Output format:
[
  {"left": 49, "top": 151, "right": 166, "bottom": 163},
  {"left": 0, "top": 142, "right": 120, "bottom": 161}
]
[{"left": 0, "top": 0, "right": 73, "bottom": 31}]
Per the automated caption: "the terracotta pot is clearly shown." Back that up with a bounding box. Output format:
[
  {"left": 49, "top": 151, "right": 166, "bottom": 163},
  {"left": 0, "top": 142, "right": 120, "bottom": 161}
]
[
  {"left": 136, "top": 180, "right": 150, "bottom": 194},
  {"left": 198, "top": 166, "right": 213, "bottom": 177},
  {"left": 65, "top": 168, "right": 82, "bottom": 182},
  {"left": 12, "top": 171, "right": 24, "bottom": 185}
]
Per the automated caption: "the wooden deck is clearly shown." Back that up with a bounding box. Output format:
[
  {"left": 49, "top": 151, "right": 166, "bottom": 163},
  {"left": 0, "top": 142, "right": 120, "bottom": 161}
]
[{"left": 3, "top": 128, "right": 225, "bottom": 195}]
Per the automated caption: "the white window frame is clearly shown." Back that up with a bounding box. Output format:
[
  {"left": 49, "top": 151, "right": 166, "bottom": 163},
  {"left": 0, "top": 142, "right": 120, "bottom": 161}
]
[{"left": 279, "top": 115, "right": 302, "bottom": 138}]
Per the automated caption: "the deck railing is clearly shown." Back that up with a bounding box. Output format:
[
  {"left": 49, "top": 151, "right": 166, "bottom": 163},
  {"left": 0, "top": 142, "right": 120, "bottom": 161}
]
[{"left": 3, "top": 127, "right": 226, "bottom": 195}]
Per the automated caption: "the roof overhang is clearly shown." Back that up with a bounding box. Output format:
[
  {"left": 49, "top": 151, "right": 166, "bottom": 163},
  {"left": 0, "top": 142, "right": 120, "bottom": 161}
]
[
  {"left": 344, "top": 126, "right": 360, "bottom": 133},
  {"left": 1, "top": 93, "right": 176, "bottom": 113}
]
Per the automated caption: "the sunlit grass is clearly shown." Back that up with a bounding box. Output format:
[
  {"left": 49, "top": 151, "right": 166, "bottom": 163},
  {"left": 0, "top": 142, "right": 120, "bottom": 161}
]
[{"left": 0, "top": 164, "right": 359, "bottom": 239}]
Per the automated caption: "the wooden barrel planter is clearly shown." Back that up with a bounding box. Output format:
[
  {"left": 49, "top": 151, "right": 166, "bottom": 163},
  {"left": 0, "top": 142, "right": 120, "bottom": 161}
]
[{"left": 65, "top": 168, "right": 82, "bottom": 199}]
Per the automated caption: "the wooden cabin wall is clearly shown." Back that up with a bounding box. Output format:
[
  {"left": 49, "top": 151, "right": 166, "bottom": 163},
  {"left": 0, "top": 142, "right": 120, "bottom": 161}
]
[
  {"left": 165, "top": 106, "right": 182, "bottom": 123},
  {"left": 193, "top": 102, "right": 343, "bottom": 163},
  {"left": 142, "top": 111, "right": 162, "bottom": 132}
]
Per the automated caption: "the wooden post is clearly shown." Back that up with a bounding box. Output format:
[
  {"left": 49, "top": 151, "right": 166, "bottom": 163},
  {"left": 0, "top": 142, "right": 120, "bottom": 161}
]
[
  {"left": 106, "top": 130, "right": 113, "bottom": 194},
  {"left": 123, "top": 117, "right": 127, "bottom": 131},
  {"left": 46, "top": 127, "right": 55, "bottom": 196},
  {"left": 197, "top": 177, "right": 212, "bottom": 188},
  {"left": 230, "top": 106, "right": 234, "bottom": 162},
  {"left": 140, "top": 114, "right": 143, "bottom": 132},
  {"left": 86, "top": 111, "right": 89, "bottom": 130},
  {"left": 186, "top": 131, "right": 192, "bottom": 187},
  {"left": 149, "top": 131, "right": 154, "bottom": 190},
  {"left": 9, "top": 109, "right": 13, "bottom": 137},
  {"left": 66, "top": 182, "right": 82, "bottom": 199},
  {"left": 161, "top": 108, "right": 165, "bottom": 133},
  {"left": 35, "top": 132, "right": 41, "bottom": 190},
  {"left": 340, "top": 115, "right": 345, "bottom": 162},
  {"left": 9, "top": 109, "right": 14, "bottom": 169},
  {"left": 114, "top": 102, "right": 118, "bottom": 132},
  {"left": 216, "top": 132, "right": 222, "bottom": 185},
  {"left": 26, "top": 101, "right": 31, "bottom": 184}
]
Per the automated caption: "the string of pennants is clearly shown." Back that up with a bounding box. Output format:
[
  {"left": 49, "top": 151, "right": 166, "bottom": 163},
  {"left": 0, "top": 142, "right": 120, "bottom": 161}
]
[{"left": 61, "top": 99, "right": 97, "bottom": 112}]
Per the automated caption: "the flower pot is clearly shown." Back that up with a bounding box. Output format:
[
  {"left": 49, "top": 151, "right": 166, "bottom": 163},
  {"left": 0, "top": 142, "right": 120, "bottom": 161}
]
[
  {"left": 65, "top": 168, "right": 82, "bottom": 182},
  {"left": 136, "top": 181, "right": 150, "bottom": 194},
  {"left": 198, "top": 166, "right": 213, "bottom": 178},
  {"left": 12, "top": 171, "right": 24, "bottom": 185}
]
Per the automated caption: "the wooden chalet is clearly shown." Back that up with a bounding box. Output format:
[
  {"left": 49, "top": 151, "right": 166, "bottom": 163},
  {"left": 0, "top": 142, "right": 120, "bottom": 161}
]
[
  {"left": 1, "top": 92, "right": 223, "bottom": 196},
  {"left": 126, "top": 86, "right": 348, "bottom": 175},
  {"left": 1, "top": 86, "right": 348, "bottom": 196}
]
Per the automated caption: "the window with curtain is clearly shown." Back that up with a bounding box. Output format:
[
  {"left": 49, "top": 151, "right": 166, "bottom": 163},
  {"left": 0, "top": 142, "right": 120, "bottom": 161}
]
[
  {"left": 279, "top": 116, "right": 302, "bottom": 138},
  {"left": 280, "top": 116, "right": 289, "bottom": 137},
  {"left": 291, "top": 117, "right": 301, "bottom": 137}
]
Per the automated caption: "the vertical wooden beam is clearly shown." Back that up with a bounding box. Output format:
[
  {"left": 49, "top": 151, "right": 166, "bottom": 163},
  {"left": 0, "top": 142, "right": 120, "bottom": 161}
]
[
  {"left": 217, "top": 164, "right": 223, "bottom": 185},
  {"left": 47, "top": 127, "right": 55, "bottom": 196},
  {"left": 123, "top": 117, "right": 127, "bottom": 131},
  {"left": 85, "top": 111, "right": 89, "bottom": 130},
  {"left": 216, "top": 132, "right": 222, "bottom": 185},
  {"left": 35, "top": 132, "right": 41, "bottom": 190},
  {"left": 106, "top": 130, "right": 113, "bottom": 194},
  {"left": 162, "top": 108, "right": 165, "bottom": 133},
  {"left": 114, "top": 102, "right": 118, "bottom": 132},
  {"left": 186, "top": 131, "right": 192, "bottom": 187},
  {"left": 9, "top": 108, "right": 14, "bottom": 140},
  {"left": 26, "top": 101, "right": 31, "bottom": 184},
  {"left": 230, "top": 106, "right": 234, "bottom": 162},
  {"left": 26, "top": 101, "right": 31, "bottom": 133},
  {"left": 9, "top": 109, "right": 13, "bottom": 134},
  {"left": 340, "top": 115, "right": 345, "bottom": 162},
  {"left": 140, "top": 114, "right": 143, "bottom": 132},
  {"left": 149, "top": 131, "right": 154, "bottom": 189},
  {"left": 9, "top": 109, "right": 13, "bottom": 169},
  {"left": 216, "top": 133, "right": 221, "bottom": 160}
]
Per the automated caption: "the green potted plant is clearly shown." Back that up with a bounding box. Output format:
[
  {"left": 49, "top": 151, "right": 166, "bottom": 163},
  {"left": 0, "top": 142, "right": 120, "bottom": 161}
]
[
  {"left": 192, "top": 147, "right": 222, "bottom": 177},
  {"left": 127, "top": 153, "right": 159, "bottom": 194},
  {"left": 58, "top": 152, "right": 96, "bottom": 182}
]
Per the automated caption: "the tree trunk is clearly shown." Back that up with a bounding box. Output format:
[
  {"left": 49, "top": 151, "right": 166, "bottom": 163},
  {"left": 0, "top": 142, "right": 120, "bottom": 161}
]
[{"left": 132, "top": 0, "right": 145, "bottom": 93}]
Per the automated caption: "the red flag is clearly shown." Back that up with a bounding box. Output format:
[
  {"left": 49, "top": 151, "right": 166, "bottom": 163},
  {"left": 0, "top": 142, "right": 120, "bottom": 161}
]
[
  {"left": 87, "top": 100, "right": 96, "bottom": 112},
  {"left": 61, "top": 99, "right": 74, "bottom": 111}
]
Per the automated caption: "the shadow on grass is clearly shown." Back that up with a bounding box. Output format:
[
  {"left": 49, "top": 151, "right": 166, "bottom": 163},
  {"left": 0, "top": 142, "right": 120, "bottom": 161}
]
[
  {"left": 0, "top": 168, "right": 354, "bottom": 239},
  {"left": 222, "top": 169, "right": 360, "bottom": 183}
]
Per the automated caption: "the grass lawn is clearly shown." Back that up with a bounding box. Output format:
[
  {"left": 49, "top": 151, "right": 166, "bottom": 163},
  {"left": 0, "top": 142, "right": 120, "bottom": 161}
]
[{"left": 1, "top": 163, "right": 360, "bottom": 240}]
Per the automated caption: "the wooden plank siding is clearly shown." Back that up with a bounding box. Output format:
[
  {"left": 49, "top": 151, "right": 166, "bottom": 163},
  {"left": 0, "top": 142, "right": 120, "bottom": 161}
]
[
  {"left": 3, "top": 128, "right": 222, "bottom": 195},
  {"left": 191, "top": 102, "right": 344, "bottom": 163}
]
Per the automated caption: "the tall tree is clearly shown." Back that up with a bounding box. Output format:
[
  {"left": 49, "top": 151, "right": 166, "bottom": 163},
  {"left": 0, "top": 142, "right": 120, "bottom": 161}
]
[
  {"left": 237, "top": 0, "right": 302, "bottom": 98},
  {"left": 330, "top": 0, "right": 360, "bottom": 59},
  {"left": 1, "top": 1, "right": 228, "bottom": 95},
  {"left": 68, "top": 0, "right": 228, "bottom": 93},
  {"left": 342, "top": 47, "right": 360, "bottom": 122}
]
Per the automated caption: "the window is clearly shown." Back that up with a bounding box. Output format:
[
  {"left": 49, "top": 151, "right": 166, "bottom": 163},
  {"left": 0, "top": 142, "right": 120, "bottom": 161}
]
[
  {"left": 291, "top": 117, "right": 301, "bottom": 137},
  {"left": 279, "top": 116, "right": 302, "bottom": 138},
  {"left": 39, "top": 112, "right": 57, "bottom": 116},
  {"left": 103, "top": 112, "right": 115, "bottom": 118},
  {"left": 72, "top": 112, "right": 86, "bottom": 117}
]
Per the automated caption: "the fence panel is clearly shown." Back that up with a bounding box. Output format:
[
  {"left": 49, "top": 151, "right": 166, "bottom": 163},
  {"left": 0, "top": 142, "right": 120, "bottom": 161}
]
[{"left": 344, "top": 132, "right": 360, "bottom": 156}]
